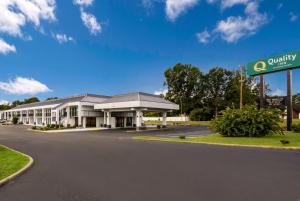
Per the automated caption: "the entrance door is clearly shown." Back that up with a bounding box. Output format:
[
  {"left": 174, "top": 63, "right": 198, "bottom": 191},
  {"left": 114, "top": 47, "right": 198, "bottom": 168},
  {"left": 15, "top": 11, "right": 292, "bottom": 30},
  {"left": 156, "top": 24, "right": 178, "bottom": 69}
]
[
  {"left": 86, "top": 117, "right": 96, "bottom": 127},
  {"left": 126, "top": 117, "right": 133, "bottom": 127},
  {"left": 116, "top": 117, "right": 124, "bottom": 127}
]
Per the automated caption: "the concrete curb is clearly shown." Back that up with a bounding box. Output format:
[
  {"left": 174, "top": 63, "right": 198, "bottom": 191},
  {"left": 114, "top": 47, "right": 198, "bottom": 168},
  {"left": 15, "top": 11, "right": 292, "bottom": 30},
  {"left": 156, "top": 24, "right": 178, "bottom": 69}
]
[
  {"left": 0, "top": 145, "right": 34, "bottom": 187},
  {"left": 133, "top": 137, "right": 300, "bottom": 151},
  {"left": 27, "top": 128, "right": 108, "bottom": 133}
]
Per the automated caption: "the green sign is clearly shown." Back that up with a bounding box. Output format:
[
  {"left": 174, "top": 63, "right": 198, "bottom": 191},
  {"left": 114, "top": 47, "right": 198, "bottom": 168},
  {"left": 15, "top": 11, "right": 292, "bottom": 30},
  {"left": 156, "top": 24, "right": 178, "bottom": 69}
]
[{"left": 247, "top": 50, "right": 300, "bottom": 76}]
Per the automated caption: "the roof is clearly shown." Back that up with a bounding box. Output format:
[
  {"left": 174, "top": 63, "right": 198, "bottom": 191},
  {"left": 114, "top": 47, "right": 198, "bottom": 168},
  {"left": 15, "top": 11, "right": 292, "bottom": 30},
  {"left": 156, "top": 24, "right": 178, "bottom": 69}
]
[
  {"left": 293, "top": 104, "right": 300, "bottom": 113},
  {"left": 11, "top": 94, "right": 110, "bottom": 110},
  {"left": 99, "top": 92, "right": 175, "bottom": 105}
]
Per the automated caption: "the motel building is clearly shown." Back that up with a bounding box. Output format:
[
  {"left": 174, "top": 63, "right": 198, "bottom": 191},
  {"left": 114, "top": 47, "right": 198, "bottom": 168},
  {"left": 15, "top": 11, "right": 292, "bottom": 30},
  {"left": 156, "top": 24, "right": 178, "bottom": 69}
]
[{"left": 0, "top": 92, "right": 179, "bottom": 130}]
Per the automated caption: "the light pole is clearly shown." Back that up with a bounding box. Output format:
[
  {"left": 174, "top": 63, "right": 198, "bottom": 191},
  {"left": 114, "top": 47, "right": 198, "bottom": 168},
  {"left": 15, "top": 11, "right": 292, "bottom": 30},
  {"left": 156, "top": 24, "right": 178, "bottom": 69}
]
[{"left": 239, "top": 66, "right": 245, "bottom": 110}]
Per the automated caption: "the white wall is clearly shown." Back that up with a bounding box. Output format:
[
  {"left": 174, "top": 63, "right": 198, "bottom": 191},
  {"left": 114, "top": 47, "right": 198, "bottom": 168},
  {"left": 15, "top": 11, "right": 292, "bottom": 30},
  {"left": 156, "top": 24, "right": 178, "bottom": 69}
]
[{"left": 143, "top": 116, "right": 189, "bottom": 122}]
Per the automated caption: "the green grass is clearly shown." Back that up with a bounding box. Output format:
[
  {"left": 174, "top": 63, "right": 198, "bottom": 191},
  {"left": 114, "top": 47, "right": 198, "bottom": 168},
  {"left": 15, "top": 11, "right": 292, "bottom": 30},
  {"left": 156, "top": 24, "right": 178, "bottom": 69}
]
[
  {"left": 134, "top": 132, "right": 300, "bottom": 150},
  {"left": 144, "top": 120, "right": 211, "bottom": 126},
  {"left": 0, "top": 146, "right": 30, "bottom": 180}
]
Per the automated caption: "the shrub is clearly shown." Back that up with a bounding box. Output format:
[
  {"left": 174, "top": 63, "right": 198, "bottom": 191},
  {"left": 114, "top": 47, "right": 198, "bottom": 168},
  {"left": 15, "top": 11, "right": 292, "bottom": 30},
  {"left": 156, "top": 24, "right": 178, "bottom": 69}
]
[
  {"left": 32, "top": 126, "right": 37, "bottom": 130},
  {"left": 12, "top": 116, "right": 19, "bottom": 125},
  {"left": 280, "top": 139, "right": 290, "bottom": 145},
  {"left": 189, "top": 108, "right": 213, "bottom": 121},
  {"left": 179, "top": 135, "right": 186, "bottom": 139},
  {"left": 292, "top": 123, "right": 300, "bottom": 132},
  {"left": 212, "top": 106, "right": 284, "bottom": 137}
]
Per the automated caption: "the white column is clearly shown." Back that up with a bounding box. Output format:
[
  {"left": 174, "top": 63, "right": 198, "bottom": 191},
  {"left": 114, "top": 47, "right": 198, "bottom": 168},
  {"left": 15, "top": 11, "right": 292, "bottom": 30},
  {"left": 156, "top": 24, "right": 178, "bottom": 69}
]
[
  {"left": 78, "top": 105, "right": 82, "bottom": 127},
  {"left": 124, "top": 116, "right": 127, "bottom": 127},
  {"left": 136, "top": 110, "right": 143, "bottom": 129},
  {"left": 56, "top": 110, "right": 59, "bottom": 126},
  {"left": 107, "top": 111, "right": 111, "bottom": 128},
  {"left": 83, "top": 117, "right": 86, "bottom": 128},
  {"left": 33, "top": 110, "right": 36, "bottom": 125},
  {"left": 42, "top": 108, "right": 45, "bottom": 125},
  {"left": 103, "top": 111, "right": 107, "bottom": 126},
  {"left": 162, "top": 112, "right": 167, "bottom": 127},
  {"left": 66, "top": 107, "right": 70, "bottom": 126},
  {"left": 26, "top": 110, "right": 29, "bottom": 124}
]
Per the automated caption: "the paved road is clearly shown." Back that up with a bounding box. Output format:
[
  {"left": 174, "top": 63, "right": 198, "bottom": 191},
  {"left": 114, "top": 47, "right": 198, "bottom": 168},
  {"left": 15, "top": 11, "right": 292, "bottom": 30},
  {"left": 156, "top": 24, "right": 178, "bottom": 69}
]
[{"left": 0, "top": 125, "right": 300, "bottom": 201}]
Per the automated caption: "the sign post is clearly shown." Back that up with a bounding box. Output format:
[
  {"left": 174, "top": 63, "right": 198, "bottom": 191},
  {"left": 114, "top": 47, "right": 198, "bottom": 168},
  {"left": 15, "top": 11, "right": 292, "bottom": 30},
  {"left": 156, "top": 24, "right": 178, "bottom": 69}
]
[
  {"left": 247, "top": 50, "right": 300, "bottom": 131},
  {"left": 259, "top": 75, "right": 265, "bottom": 109},
  {"left": 287, "top": 69, "right": 293, "bottom": 131}
]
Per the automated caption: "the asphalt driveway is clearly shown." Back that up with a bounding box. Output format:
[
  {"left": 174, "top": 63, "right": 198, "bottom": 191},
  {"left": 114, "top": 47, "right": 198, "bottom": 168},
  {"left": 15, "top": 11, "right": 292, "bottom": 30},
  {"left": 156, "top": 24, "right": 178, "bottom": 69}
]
[{"left": 0, "top": 125, "right": 300, "bottom": 201}]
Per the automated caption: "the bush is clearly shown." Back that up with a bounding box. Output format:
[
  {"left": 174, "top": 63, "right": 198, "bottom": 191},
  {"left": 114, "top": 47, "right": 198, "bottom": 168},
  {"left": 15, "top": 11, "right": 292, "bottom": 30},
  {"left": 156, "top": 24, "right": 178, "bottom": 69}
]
[
  {"left": 280, "top": 139, "right": 290, "bottom": 145},
  {"left": 292, "top": 123, "right": 300, "bottom": 132},
  {"left": 189, "top": 108, "right": 213, "bottom": 121},
  {"left": 212, "top": 106, "right": 283, "bottom": 137},
  {"left": 12, "top": 116, "right": 19, "bottom": 125},
  {"left": 179, "top": 135, "right": 186, "bottom": 139},
  {"left": 32, "top": 126, "right": 37, "bottom": 130}
]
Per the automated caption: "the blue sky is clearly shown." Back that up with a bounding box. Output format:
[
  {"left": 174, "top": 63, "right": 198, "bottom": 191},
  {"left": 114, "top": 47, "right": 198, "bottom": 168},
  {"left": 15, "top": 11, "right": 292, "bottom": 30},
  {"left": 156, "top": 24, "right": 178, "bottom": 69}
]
[{"left": 0, "top": 0, "right": 300, "bottom": 103}]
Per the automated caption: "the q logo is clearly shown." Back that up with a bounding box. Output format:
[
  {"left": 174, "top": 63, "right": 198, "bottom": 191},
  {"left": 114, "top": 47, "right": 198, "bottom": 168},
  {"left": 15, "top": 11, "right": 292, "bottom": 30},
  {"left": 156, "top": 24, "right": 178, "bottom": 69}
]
[{"left": 254, "top": 61, "right": 267, "bottom": 72}]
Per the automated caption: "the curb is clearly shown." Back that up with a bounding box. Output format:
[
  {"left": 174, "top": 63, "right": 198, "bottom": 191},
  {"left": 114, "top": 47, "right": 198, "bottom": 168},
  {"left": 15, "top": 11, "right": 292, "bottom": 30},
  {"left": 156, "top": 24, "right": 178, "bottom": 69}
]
[
  {"left": 133, "top": 137, "right": 300, "bottom": 151},
  {"left": 0, "top": 145, "right": 34, "bottom": 187}
]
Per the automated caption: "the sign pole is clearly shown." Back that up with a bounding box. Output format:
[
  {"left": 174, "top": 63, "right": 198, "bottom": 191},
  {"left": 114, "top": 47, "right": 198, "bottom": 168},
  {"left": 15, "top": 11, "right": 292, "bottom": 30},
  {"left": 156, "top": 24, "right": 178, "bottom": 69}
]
[
  {"left": 287, "top": 69, "right": 293, "bottom": 131},
  {"left": 239, "top": 66, "right": 245, "bottom": 110},
  {"left": 259, "top": 74, "right": 265, "bottom": 109}
]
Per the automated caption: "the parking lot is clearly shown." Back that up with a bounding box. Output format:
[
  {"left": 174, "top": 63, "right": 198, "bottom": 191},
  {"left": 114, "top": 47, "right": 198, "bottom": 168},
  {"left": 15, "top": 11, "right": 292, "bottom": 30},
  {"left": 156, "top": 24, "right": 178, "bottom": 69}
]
[{"left": 0, "top": 125, "right": 300, "bottom": 201}]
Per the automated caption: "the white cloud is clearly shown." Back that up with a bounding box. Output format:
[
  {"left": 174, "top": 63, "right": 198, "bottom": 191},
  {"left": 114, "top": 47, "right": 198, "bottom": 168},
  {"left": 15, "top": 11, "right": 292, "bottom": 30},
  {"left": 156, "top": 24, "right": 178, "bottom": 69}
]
[
  {"left": 52, "top": 33, "right": 74, "bottom": 43},
  {"left": 277, "top": 3, "right": 283, "bottom": 10},
  {"left": 0, "top": 77, "right": 51, "bottom": 95},
  {"left": 80, "top": 10, "right": 101, "bottom": 35},
  {"left": 202, "top": 0, "right": 268, "bottom": 43},
  {"left": 165, "top": 0, "right": 199, "bottom": 21},
  {"left": 0, "top": 100, "right": 9, "bottom": 105},
  {"left": 154, "top": 89, "right": 168, "bottom": 96},
  {"left": 73, "top": 0, "right": 94, "bottom": 7},
  {"left": 0, "top": 0, "right": 56, "bottom": 37},
  {"left": 196, "top": 30, "right": 211, "bottom": 44},
  {"left": 271, "top": 88, "right": 285, "bottom": 96},
  {"left": 0, "top": 39, "right": 16, "bottom": 55},
  {"left": 289, "top": 12, "right": 298, "bottom": 22}
]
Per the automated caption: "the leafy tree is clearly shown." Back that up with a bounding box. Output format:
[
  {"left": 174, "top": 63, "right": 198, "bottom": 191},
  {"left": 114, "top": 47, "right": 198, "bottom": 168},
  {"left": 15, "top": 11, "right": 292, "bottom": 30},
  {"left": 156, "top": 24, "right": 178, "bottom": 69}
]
[
  {"left": 46, "top": 97, "right": 58, "bottom": 101},
  {"left": 224, "top": 70, "right": 259, "bottom": 108},
  {"left": 204, "top": 67, "right": 233, "bottom": 117},
  {"left": 293, "top": 93, "right": 300, "bottom": 104},
  {"left": 189, "top": 108, "right": 213, "bottom": 121},
  {"left": 24, "top": 97, "right": 39, "bottom": 104},
  {"left": 164, "top": 63, "right": 204, "bottom": 115}
]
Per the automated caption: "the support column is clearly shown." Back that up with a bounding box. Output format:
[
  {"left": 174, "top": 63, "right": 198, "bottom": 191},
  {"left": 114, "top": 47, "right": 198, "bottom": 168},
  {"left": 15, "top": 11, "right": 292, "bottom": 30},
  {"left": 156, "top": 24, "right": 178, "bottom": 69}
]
[
  {"left": 26, "top": 110, "right": 29, "bottom": 124},
  {"left": 78, "top": 105, "right": 82, "bottom": 127},
  {"left": 33, "top": 110, "right": 36, "bottom": 125},
  {"left": 107, "top": 111, "right": 111, "bottom": 128},
  {"left": 56, "top": 110, "right": 59, "bottom": 126},
  {"left": 287, "top": 69, "right": 293, "bottom": 131},
  {"left": 66, "top": 107, "right": 70, "bottom": 127},
  {"left": 83, "top": 117, "right": 86, "bottom": 128},
  {"left": 42, "top": 108, "right": 45, "bottom": 125},
  {"left": 103, "top": 111, "right": 107, "bottom": 127},
  {"left": 162, "top": 112, "right": 167, "bottom": 128},
  {"left": 136, "top": 110, "right": 143, "bottom": 131},
  {"left": 259, "top": 74, "right": 265, "bottom": 109}
]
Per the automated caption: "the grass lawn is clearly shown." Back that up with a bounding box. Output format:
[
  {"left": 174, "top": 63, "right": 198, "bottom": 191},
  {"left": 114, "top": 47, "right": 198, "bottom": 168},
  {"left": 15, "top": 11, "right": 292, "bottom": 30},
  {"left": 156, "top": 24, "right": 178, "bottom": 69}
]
[
  {"left": 134, "top": 132, "right": 300, "bottom": 150},
  {"left": 0, "top": 145, "right": 30, "bottom": 181},
  {"left": 144, "top": 120, "right": 211, "bottom": 126}
]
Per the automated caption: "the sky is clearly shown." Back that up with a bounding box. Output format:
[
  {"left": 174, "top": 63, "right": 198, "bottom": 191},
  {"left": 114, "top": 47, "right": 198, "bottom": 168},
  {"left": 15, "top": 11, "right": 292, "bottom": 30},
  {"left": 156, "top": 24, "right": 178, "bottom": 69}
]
[{"left": 0, "top": 0, "right": 300, "bottom": 104}]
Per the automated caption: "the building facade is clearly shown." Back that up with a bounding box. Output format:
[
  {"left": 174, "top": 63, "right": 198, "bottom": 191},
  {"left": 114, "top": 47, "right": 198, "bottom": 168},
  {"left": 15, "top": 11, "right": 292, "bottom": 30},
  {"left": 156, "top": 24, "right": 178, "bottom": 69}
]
[{"left": 0, "top": 92, "right": 179, "bottom": 129}]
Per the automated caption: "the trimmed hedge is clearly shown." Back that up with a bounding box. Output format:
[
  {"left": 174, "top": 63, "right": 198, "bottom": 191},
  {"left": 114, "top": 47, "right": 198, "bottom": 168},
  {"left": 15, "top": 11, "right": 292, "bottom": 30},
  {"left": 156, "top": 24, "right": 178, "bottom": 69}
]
[{"left": 212, "top": 106, "right": 283, "bottom": 137}]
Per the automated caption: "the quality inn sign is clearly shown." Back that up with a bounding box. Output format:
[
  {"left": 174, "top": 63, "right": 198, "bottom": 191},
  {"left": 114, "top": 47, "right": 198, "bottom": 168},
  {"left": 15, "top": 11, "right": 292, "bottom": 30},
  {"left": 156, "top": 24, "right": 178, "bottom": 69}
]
[{"left": 247, "top": 50, "right": 300, "bottom": 76}]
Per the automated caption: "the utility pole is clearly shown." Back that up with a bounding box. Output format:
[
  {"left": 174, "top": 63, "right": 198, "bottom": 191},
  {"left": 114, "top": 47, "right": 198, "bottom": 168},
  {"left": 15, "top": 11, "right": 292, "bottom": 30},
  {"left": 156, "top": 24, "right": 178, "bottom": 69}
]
[
  {"left": 259, "top": 74, "right": 265, "bottom": 109},
  {"left": 287, "top": 69, "right": 293, "bottom": 131},
  {"left": 239, "top": 66, "right": 245, "bottom": 110}
]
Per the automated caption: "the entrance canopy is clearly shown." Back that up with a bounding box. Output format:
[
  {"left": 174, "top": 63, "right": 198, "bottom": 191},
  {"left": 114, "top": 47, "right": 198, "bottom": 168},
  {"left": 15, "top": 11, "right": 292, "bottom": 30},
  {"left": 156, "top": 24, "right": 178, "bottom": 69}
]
[{"left": 94, "top": 92, "right": 179, "bottom": 111}]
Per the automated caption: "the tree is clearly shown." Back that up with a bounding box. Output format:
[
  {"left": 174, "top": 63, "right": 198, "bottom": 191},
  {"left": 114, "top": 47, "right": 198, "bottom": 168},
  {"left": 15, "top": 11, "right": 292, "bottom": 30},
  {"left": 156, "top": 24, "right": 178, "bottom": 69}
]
[
  {"left": 164, "top": 63, "right": 204, "bottom": 115},
  {"left": 46, "top": 97, "right": 58, "bottom": 101},
  {"left": 293, "top": 93, "right": 300, "bottom": 104},
  {"left": 224, "top": 70, "right": 259, "bottom": 108},
  {"left": 205, "top": 67, "right": 233, "bottom": 117},
  {"left": 24, "top": 97, "right": 39, "bottom": 104}
]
